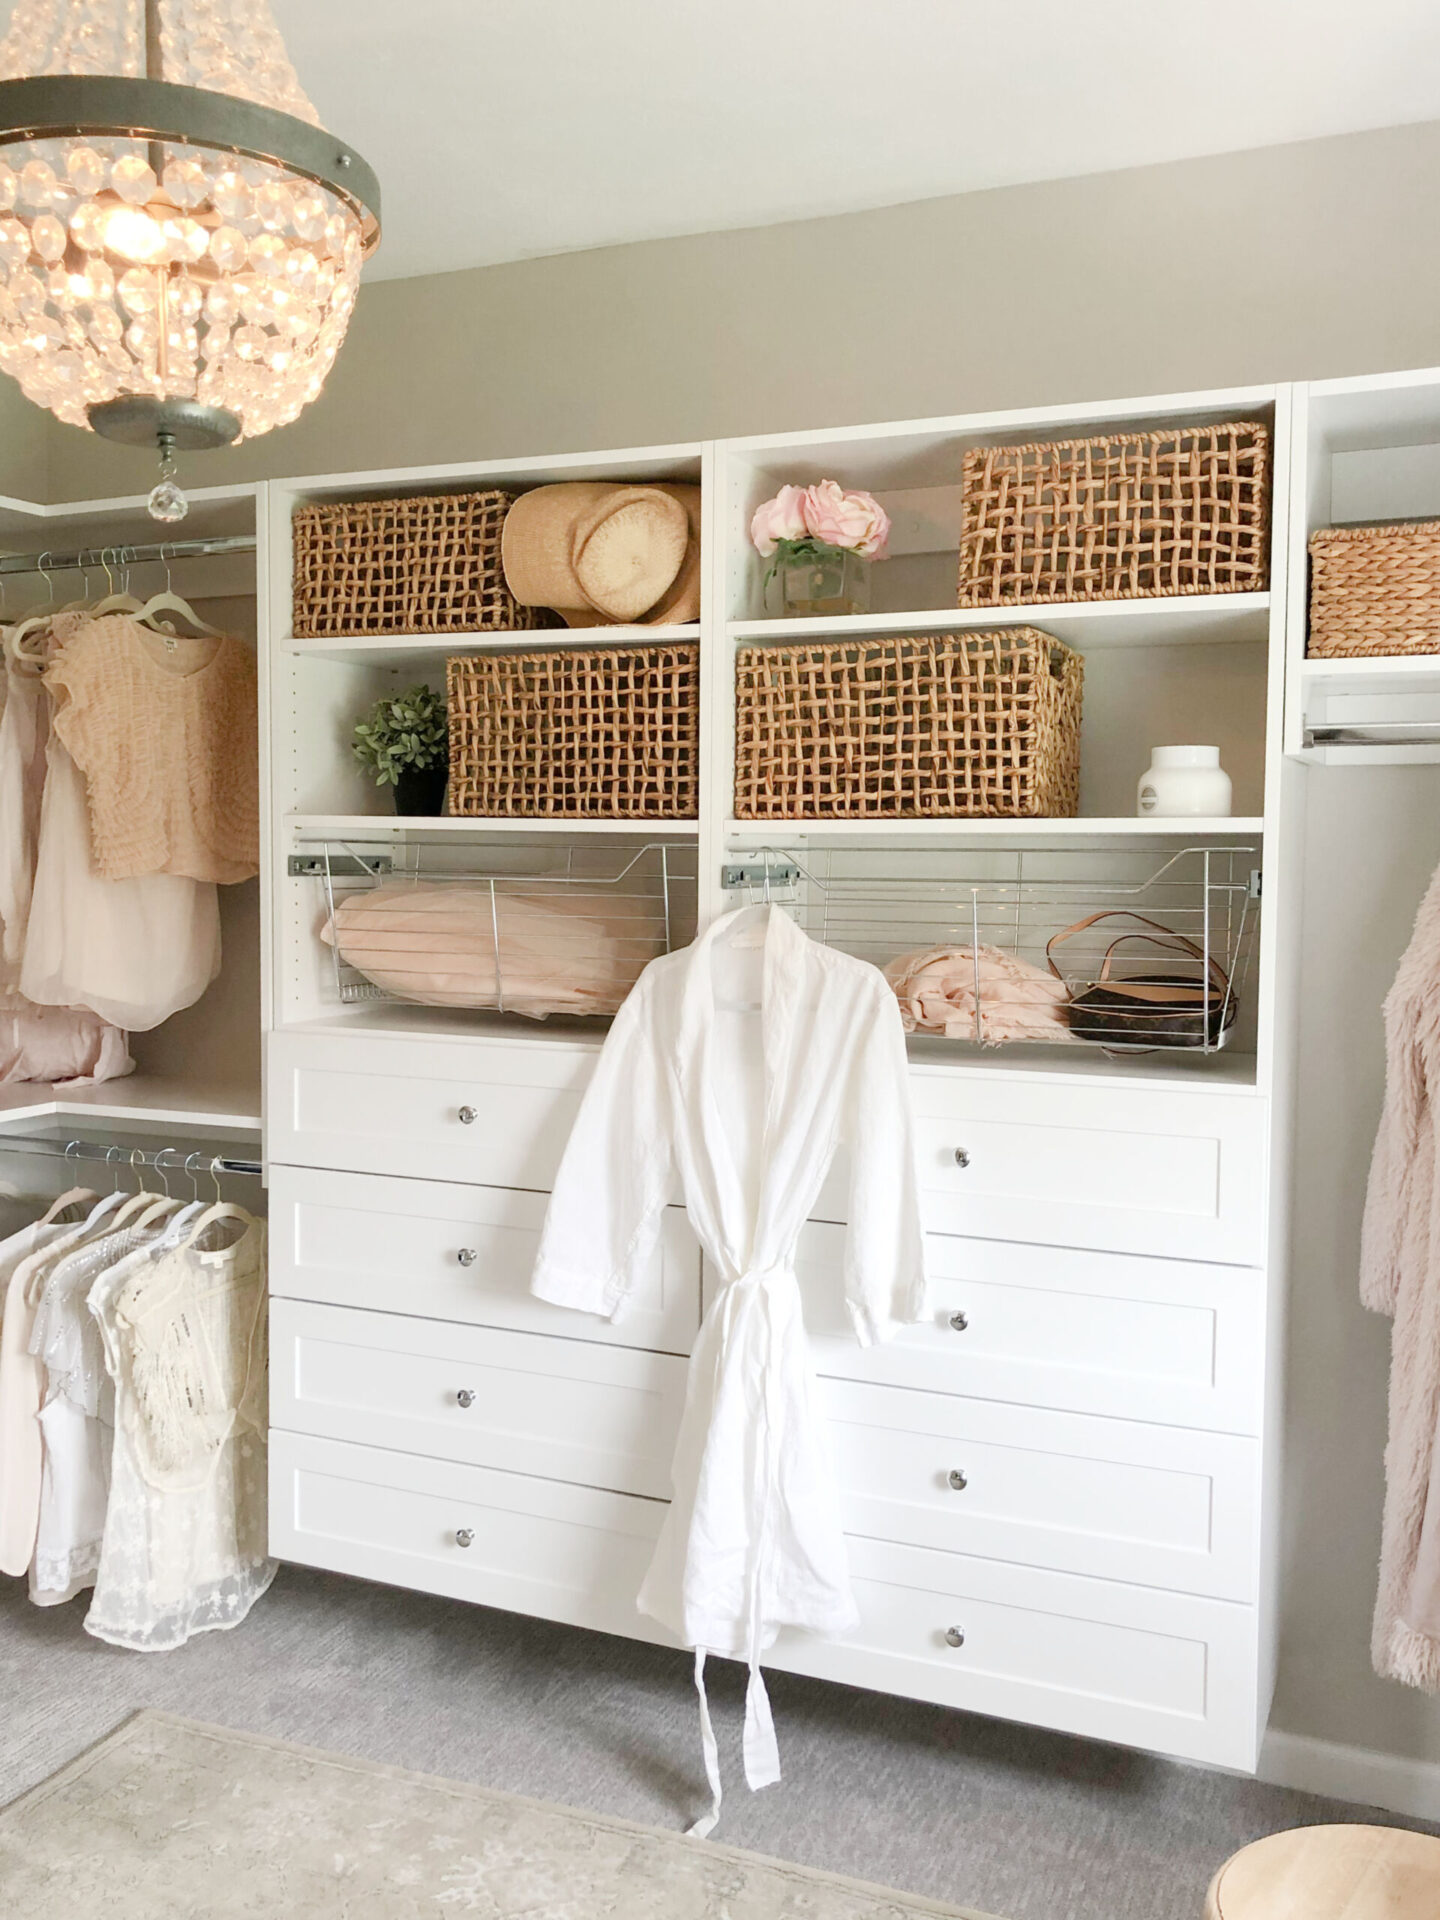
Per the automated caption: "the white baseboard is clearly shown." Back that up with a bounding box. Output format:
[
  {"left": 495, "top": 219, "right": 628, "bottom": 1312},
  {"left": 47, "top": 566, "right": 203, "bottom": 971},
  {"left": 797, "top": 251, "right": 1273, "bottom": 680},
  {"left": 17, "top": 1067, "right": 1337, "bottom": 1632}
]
[{"left": 1260, "top": 1728, "right": 1440, "bottom": 1822}]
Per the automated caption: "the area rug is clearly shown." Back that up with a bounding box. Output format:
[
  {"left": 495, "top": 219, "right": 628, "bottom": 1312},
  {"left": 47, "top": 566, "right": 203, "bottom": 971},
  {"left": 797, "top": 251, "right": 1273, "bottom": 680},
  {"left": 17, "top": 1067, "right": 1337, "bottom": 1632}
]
[{"left": 0, "top": 1710, "right": 1002, "bottom": 1918}]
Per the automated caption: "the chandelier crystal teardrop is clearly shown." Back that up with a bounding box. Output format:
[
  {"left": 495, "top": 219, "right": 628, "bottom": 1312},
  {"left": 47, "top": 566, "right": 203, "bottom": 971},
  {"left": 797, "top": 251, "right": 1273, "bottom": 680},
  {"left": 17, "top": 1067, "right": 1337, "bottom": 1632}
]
[{"left": 0, "top": 0, "right": 380, "bottom": 519}]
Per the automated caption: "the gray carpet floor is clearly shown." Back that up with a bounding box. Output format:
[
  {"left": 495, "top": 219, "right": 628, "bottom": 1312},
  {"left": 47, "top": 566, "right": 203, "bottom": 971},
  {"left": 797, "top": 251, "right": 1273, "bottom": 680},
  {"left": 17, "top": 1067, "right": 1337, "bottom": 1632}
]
[{"left": 1, "top": 1564, "right": 1433, "bottom": 1920}]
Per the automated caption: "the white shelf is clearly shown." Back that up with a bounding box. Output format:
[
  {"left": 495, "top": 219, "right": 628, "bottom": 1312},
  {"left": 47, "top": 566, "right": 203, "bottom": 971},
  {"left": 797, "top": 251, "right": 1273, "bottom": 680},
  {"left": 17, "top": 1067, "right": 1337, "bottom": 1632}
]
[
  {"left": 285, "top": 812, "right": 699, "bottom": 838},
  {"left": 725, "top": 816, "right": 1263, "bottom": 842},
  {"left": 1300, "top": 652, "right": 1440, "bottom": 694},
  {"left": 726, "top": 593, "right": 1270, "bottom": 649},
  {"left": 0, "top": 1076, "right": 262, "bottom": 1136},
  {"left": 286, "top": 623, "right": 700, "bottom": 667}
]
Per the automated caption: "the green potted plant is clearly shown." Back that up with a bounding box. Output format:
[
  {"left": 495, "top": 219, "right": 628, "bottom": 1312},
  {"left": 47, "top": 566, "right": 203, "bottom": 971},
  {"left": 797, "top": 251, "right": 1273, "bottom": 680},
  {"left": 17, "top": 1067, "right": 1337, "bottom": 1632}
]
[{"left": 352, "top": 683, "right": 450, "bottom": 815}]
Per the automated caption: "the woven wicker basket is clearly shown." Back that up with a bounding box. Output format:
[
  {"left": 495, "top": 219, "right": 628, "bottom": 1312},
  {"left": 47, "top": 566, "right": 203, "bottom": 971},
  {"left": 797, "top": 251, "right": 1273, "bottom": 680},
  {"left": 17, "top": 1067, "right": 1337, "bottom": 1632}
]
[
  {"left": 293, "top": 491, "right": 544, "bottom": 637},
  {"left": 733, "top": 629, "right": 1082, "bottom": 819},
  {"left": 1308, "top": 520, "right": 1440, "bottom": 658},
  {"left": 958, "top": 421, "right": 1270, "bottom": 606},
  {"left": 448, "top": 643, "right": 699, "bottom": 819}
]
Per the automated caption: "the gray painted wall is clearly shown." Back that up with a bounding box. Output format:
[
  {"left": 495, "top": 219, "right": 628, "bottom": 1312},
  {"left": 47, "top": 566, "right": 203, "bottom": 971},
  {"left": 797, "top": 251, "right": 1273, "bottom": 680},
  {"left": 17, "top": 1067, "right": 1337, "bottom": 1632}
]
[{"left": 11, "top": 115, "right": 1440, "bottom": 1771}]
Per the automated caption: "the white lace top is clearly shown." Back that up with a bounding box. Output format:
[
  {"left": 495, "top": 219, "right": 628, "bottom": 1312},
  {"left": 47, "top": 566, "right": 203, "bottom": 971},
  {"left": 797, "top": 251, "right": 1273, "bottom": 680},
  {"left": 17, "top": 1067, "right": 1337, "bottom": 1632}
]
[{"left": 84, "top": 1209, "right": 274, "bottom": 1652}]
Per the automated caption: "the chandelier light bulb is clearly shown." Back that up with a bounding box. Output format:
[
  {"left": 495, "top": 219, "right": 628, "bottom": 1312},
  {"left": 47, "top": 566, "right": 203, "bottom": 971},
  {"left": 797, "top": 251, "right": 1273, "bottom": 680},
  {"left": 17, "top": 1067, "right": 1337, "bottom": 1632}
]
[
  {"left": 0, "top": 0, "right": 381, "bottom": 494},
  {"left": 102, "top": 205, "right": 166, "bottom": 263}
]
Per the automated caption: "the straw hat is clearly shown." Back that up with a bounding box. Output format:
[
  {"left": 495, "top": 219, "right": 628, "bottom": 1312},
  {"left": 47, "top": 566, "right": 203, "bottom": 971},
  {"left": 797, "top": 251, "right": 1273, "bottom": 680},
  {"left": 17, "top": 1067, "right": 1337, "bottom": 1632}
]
[{"left": 501, "top": 481, "right": 700, "bottom": 627}]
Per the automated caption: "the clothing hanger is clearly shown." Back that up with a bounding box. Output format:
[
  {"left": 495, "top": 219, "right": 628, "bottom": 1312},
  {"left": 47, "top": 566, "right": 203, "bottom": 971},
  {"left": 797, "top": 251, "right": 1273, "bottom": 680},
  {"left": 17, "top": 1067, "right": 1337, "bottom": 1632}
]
[
  {"left": 37, "top": 1184, "right": 97, "bottom": 1226},
  {"left": 5, "top": 555, "right": 64, "bottom": 668},
  {"left": 108, "top": 1148, "right": 177, "bottom": 1231},
  {"left": 131, "top": 546, "right": 221, "bottom": 641},
  {"left": 86, "top": 547, "right": 145, "bottom": 622},
  {"left": 128, "top": 1149, "right": 187, "bottom": 1230},
  {"left": 171, "top": 1157, "right": 252, "bottom": 1253}
]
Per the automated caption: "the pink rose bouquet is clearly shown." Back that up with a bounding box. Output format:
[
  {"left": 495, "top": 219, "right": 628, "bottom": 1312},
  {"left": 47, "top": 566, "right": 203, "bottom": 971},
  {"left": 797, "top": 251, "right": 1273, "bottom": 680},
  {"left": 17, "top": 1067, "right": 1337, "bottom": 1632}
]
[{"left": 749, "top": 479, "right": 891, "bottom": 565}]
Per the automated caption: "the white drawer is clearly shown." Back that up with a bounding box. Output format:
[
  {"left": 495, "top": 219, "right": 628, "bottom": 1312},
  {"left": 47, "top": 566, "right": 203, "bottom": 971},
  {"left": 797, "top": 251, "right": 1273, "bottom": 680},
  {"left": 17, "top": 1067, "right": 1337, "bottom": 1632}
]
[
  {"left": 269, "top": 1430, "right": 669, "bottom": 1646},
  {"left": 773, "top": 1538, "right": 1260, "bottom": 1769},
  {"left": 824, "top": 1377, "right": 1256, "bottom": 1598},
  {"left": 268, "top": 1164, "right": 701, "bottom": 1355},
  {"left": 271, "top": 1299, "right": 687, "bottom": 1499},
  {"left": 270, "top": 1431, "right": 1257, "bottom": 1766},
  {"left": 796, "top": 1226, "right": 1263, "bottom": 1434},
  {"left": 814, "top": 1077, "right": 1266, "bottom": 1264},
  {"left": 267, "top": 1029, "right": 594, "bottom": 1187}
]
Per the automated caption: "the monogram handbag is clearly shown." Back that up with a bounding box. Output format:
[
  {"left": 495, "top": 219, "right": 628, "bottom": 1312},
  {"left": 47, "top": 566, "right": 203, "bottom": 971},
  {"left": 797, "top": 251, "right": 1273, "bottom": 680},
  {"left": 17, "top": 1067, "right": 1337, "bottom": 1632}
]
[{"left": 1046, "top": 910, "right": 1237, "bottom": 1050}]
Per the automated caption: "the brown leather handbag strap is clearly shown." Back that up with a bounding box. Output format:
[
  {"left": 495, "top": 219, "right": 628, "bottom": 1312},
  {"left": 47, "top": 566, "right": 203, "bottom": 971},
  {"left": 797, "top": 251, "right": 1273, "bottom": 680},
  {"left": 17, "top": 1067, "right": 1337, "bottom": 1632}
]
[{"left": 1047, "top": 910, "right": 1229, "bottom": 994}]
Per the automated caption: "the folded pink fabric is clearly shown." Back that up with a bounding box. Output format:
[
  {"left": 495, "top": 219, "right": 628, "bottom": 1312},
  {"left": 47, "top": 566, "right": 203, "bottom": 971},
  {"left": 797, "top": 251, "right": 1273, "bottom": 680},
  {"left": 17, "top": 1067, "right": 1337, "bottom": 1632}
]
[
  {"left": 884, "top": 943, "right": 1075, "bottom": 1045},
  {"left": 0, "top": 996, "right": 134, "bottom": 1084},
  {"left": 323, "top": 881, "right": 666, "bottom": 1018}
]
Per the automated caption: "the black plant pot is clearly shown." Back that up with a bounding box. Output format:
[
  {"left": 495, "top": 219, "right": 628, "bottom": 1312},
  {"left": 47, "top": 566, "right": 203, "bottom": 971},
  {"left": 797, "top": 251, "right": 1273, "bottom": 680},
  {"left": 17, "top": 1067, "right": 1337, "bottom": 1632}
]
[{"left": 393, "top": 762, "right": 448, "bottom": 816}]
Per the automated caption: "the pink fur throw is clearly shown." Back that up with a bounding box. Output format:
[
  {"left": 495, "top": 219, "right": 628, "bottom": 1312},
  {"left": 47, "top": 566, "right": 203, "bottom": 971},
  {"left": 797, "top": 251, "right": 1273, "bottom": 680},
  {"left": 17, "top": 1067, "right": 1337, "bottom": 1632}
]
[
  {"left": 884, "top": 943, "right": 1076, "bottom": 1045},
  {"left": 1361, "top": 856, "right": 1440, "bottom": 1689}
]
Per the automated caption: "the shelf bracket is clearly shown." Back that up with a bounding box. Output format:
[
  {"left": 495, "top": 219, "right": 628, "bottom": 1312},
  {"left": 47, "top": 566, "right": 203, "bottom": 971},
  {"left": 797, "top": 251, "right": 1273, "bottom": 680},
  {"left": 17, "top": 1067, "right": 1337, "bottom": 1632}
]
[
  {"left": 288, "top": 853, "right": 393, "bottom": 879},
  {"left": 722, "top": 861, "right": 801, "bottom": 891}
]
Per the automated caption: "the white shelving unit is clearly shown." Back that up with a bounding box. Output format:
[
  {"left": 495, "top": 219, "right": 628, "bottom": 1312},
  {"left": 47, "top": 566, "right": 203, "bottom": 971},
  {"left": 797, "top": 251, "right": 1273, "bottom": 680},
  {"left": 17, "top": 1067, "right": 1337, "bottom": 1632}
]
[
  {"left": 1287, "top": 366, "right": 1440, "bottom": 761},
  {"left": 252, "top": 377, "right": 1314, "bottom": 1778}
]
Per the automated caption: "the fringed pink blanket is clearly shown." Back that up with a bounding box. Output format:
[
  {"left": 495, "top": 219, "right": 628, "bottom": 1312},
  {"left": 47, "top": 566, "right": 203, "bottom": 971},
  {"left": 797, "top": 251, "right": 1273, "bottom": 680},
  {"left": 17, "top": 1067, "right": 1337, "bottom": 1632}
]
[{"left": 1361, "top": 856, "right": 1440, "bottom": 1688}]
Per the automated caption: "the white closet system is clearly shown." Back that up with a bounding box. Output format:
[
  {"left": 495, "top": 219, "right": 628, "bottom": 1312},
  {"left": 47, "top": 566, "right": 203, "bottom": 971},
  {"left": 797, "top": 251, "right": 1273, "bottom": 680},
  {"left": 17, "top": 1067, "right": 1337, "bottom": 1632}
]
[{"left": 5, "top": 367, "right": 1439, "bottom": 1771}]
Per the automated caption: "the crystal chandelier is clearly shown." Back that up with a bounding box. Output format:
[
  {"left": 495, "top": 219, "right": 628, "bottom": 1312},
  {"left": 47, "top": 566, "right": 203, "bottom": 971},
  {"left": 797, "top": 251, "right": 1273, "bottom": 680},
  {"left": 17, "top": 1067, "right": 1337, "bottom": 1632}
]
[{"left": 0, "top": 0, "right": 380, "bottom": 519}]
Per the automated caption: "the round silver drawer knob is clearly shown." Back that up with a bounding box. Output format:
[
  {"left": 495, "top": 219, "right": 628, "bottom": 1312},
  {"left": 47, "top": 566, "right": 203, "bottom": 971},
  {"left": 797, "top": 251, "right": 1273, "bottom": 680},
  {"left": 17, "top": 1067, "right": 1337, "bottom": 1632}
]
[
  {"left": 948, "top": 1310, "right": 969, "bottom": 1333},
  {"left": 947, "top": 1467, "right": 968, "bottom": 1492},
  {"left": 456, "top": 1389, "right": 476, "bottom": 1409},
  {"left": 457, "top": 1105, "right": 477, "bottom": 1125},
  {"left": 944, "top": 1625, "right": 965, "bottom": 1649},
  {"left": 457, "top": 1247, "right": 477, "bottom": 1268},
  {"left": 953, "top": 1148, "right": 971, "bottom": 1168},
  {"left": 455, "top": 1528, "right": 475, "bottom": 1549}
]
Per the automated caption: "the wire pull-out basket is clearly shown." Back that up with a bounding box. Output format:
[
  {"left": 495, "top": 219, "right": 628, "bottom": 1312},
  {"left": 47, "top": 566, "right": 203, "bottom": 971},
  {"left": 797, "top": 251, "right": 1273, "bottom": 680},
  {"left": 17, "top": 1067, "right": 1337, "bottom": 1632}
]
[
  {"left": 723, "top": 842, "right": 1259, "bottom": 1055},
  {"left": 298, "top": 839, "right": 697, "bottom": 1021}
]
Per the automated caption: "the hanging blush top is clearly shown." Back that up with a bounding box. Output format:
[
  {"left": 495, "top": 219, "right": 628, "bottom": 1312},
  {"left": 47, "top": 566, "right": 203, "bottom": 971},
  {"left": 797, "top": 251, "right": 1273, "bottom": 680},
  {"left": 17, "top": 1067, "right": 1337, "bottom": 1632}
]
[{"left": 46, "top": 614, "right": 259, "bottom": 884}]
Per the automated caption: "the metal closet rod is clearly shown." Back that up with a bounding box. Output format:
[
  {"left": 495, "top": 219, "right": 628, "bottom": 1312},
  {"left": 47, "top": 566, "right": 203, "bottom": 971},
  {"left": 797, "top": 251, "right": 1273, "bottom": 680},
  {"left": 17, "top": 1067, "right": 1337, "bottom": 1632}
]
[
  {"left": 0, "top": 534, "right": 256, "bottom": 577},
  {"left": 0, "top": 1133, "right": 261, "bottom": 1179}
]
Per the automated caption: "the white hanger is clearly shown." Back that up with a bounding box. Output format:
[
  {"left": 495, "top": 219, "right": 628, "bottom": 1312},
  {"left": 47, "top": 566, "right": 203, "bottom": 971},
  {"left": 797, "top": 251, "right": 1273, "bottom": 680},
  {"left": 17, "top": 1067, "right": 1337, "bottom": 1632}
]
[
  {"left": 37, "top": 1184, "right": 96, "bottom": 1226},
  {"left": 107, "top": 1147, "right": 180, "bottom": 1231},
  {"left": 172, "top": 1156, "right": 252, "bottom": 1253},
  {"left": 86, "top": 547, "right": 145, "bottom": 622},
  {"left": 132, "top": 546, "right": 221, "bottom": 640},
  {"left": 4, "top": 554, "right": 66, "bottom": 668}
]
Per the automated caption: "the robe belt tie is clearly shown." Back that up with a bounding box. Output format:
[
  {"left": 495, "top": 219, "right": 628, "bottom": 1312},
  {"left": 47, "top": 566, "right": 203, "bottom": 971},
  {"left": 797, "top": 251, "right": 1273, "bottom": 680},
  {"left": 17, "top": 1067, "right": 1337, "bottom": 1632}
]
[{"left": 687, "top": 1264, "right": 792, "bottom": 1840}]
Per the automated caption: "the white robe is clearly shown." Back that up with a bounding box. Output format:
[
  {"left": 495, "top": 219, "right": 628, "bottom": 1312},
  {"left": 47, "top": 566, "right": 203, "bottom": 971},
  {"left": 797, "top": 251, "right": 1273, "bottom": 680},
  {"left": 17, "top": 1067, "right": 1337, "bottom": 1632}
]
[{"left": 532, "top": 904, "right": 926, "bottom": 1830}]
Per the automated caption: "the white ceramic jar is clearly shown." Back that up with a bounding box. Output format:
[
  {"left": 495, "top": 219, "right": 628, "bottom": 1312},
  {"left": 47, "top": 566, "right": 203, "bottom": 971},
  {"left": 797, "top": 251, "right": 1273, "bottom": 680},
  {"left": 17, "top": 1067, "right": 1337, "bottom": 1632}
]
[{"left": 1137, "top": 745, "right": 1232, "bottom": 817}]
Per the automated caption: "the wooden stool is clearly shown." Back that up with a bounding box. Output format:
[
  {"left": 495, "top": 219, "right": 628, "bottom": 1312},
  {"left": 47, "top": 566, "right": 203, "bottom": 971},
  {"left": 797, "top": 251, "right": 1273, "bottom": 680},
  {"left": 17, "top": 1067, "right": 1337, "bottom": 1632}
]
[{"left": 1206, "top": 1825, "right": 1440, "bottom": 1919}]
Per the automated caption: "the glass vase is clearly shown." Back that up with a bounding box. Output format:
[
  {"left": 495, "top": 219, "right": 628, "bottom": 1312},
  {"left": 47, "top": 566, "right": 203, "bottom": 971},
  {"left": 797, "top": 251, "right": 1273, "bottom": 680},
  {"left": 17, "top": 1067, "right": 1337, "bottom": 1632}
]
[{"left": 773, "top": 544, "right": 872, "bottom": 618}]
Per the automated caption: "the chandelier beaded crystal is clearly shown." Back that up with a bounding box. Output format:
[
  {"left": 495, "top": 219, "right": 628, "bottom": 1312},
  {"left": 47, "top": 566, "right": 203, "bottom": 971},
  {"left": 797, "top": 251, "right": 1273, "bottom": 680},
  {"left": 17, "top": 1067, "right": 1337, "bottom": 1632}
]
[{"left": 0, "top": 0, "right": 380, "bottom": 506}]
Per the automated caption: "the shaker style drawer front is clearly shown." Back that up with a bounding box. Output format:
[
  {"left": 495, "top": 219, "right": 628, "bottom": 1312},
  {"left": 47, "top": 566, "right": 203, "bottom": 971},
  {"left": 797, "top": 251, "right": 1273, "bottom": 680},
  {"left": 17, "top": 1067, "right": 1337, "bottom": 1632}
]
[
  {"left": 268, "top": 1165, "right": 701, "bottom": 1355},
  {"left": 797, "top": 1227, "right": 1263, "bottom": 1433},
  {"left": 773, "top": 1538, "right": 1259, "bottom": 1769},
  {"left": 823, "top": 1376, "right": 1257, "bottom": 1597},
  {"left": 812, "top": 1080, "right": 1267, "bottom": 1264},
  {"left": 267, "top": 1030, "right": 595, "bottom": 1187},
  {"left": 269, "top": 1431, "right": 668, "bottom": 1646},
  {"left": 271, "top": 1300, "right": 689, "bottom": 1499}
]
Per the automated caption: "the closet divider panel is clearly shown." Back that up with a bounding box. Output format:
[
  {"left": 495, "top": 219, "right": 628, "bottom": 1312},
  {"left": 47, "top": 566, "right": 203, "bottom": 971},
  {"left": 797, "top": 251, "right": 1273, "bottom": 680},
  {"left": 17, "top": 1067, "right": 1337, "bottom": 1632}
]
[{"left": 268, "top": 1165, "right": 702, "bottom": 1354}]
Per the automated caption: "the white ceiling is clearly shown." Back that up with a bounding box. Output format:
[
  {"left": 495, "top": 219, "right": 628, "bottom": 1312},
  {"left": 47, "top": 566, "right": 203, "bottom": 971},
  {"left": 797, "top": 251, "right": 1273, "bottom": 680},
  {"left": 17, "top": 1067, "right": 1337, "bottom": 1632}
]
[{"left": 12, "top": 1, "right": 1440, "bottom": 281}]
